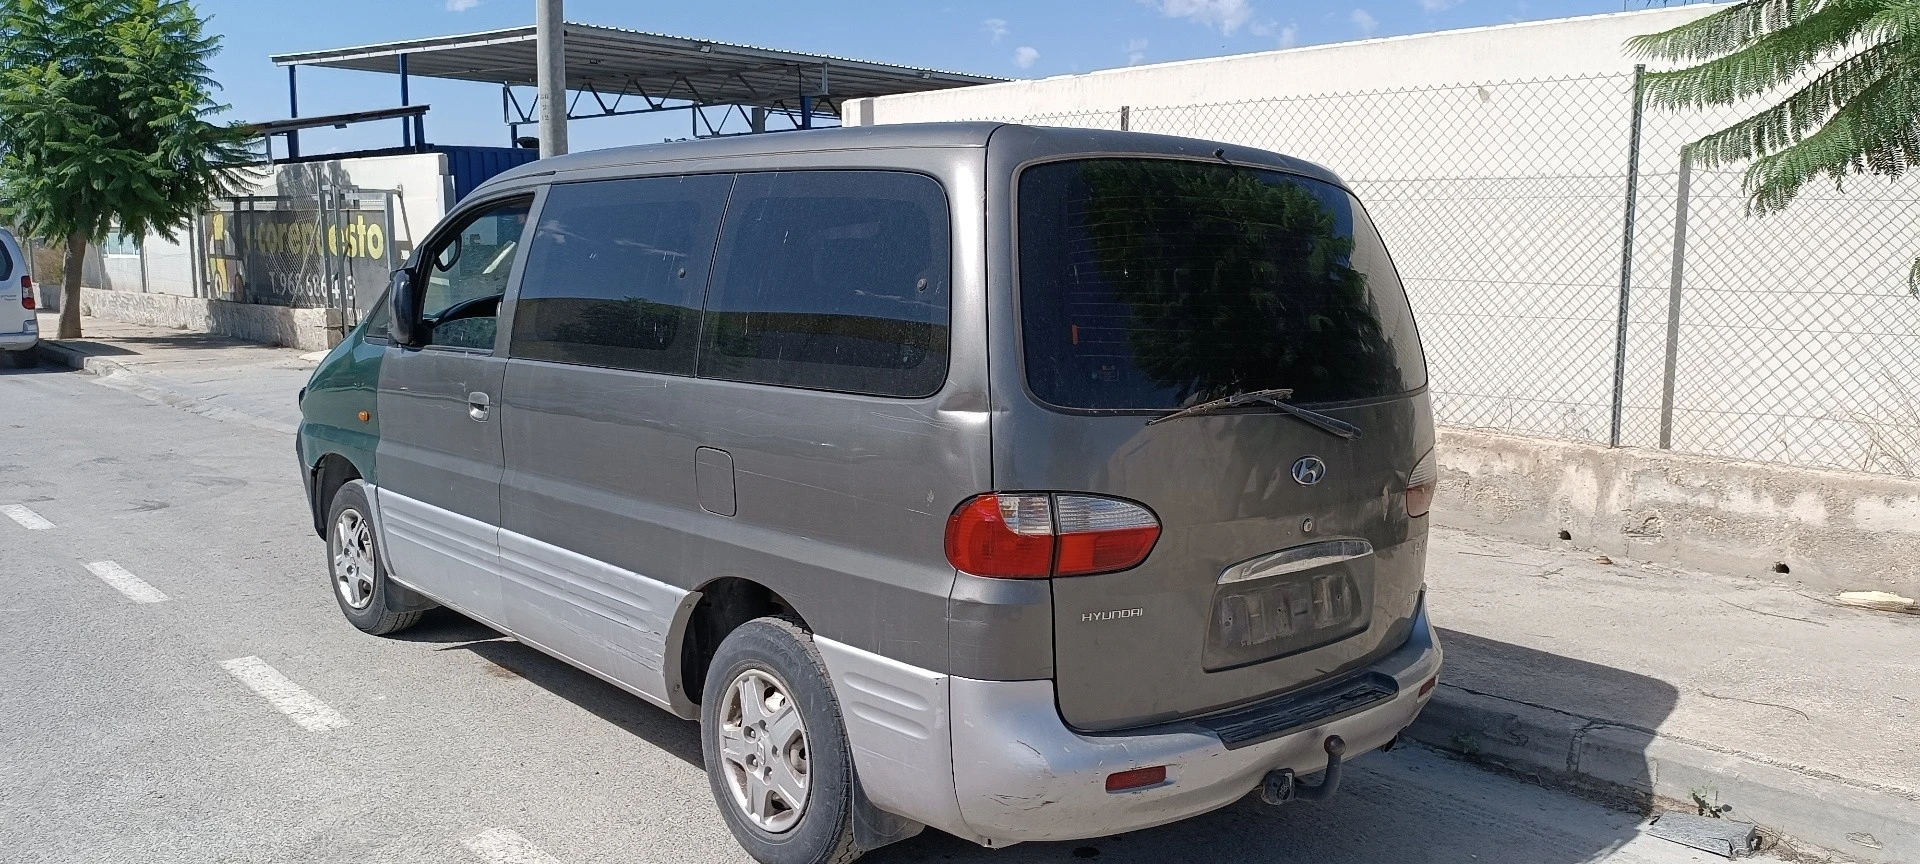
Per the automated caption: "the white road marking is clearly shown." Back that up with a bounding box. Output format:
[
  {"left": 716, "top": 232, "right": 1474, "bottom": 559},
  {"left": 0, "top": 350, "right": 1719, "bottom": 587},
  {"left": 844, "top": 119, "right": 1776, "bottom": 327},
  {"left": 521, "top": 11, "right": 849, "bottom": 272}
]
[
  {"left": 462, "top": 828, "right": 563, "bottom": 864},
  {"left": 218, "top": 656, "right": 350, "bottom": 732},
  {"left": 84, "top": 560, "right": 168, "bottom": 604},
  {"left": 1, "top": 504, "right": 54, "bottom": 530}
]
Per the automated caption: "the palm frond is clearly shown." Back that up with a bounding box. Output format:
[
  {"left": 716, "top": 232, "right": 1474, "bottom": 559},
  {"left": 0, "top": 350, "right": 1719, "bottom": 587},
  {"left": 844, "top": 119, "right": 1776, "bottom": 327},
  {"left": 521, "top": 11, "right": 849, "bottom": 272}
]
[
  {"left": 1742, "top": 70, "right": 1920, "bottom": 211},
  {"left": 1628, "top": 0, "right": 1825, "bottom": 62},
  {"left": 1687, "top": 42, "right": 1898, "bottom": 168},
  {"left": 1863, "top": 1, "right": 1920, "bottom": 42},
  {"left": 1641, "top": 1, "right": 1879, "bottom": 109}
]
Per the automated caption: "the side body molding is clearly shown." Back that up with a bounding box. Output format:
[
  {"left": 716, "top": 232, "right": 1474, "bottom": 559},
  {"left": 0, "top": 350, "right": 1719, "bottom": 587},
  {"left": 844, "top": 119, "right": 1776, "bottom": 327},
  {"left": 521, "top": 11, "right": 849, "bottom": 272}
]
[{"left": 370, "top": 485, "right": 701, "bottom": 719}]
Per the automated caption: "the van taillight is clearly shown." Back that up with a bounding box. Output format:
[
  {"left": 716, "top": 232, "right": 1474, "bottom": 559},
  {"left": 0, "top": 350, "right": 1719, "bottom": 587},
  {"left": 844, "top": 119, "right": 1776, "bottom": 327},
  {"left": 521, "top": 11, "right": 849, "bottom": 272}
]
[
  {"left": 19, "top": 275, "right": 32, "bottom": 309},
  {"left": 945, "top": 493, "right": 1160, "bottom": 578},
  {"left": 1406, "top": 449, "right": 1437, "bottom": 518}
]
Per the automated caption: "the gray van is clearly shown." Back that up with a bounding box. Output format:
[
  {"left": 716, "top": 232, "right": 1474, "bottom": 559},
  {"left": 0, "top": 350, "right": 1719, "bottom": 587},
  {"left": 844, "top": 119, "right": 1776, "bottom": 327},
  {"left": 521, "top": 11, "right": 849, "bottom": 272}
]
[{"left": 296, "top": 123, "right": 1442, "bottom": 864}]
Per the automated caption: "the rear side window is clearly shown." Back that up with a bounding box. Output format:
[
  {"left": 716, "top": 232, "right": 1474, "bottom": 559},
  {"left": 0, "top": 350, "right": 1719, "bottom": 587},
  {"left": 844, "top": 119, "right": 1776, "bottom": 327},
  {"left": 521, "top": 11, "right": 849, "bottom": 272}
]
[
  {"left": 1018, "top": 159, "right": 1426, "bottom": 410},
  {"left": 510, "top": 174, "right": 732, "bottom": 374},
  {"left": 0, "top": 236, "right": 13, "bottom": 282},
  {"left": 698, "top": 171, "right": 951, "bottom": 398}
]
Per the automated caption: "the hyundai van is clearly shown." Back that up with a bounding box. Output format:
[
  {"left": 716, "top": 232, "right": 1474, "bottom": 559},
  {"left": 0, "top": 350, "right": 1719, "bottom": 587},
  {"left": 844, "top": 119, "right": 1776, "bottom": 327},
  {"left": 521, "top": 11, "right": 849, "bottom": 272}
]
[{"left": 296, "top": 123, "right": 1442, "bottom": 864}]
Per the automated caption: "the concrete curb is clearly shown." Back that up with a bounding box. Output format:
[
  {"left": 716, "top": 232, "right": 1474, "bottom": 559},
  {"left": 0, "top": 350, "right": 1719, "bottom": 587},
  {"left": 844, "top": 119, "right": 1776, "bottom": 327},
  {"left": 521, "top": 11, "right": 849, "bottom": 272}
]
[
  {"left": 35, "top": 340, "right": 298, "bottom": 436},
  {"left": 1406, "top": 684, "right": 1920, "bottom": 863},
  {"left": 35, "top": 338, "right": 128, "bottom": 375}
]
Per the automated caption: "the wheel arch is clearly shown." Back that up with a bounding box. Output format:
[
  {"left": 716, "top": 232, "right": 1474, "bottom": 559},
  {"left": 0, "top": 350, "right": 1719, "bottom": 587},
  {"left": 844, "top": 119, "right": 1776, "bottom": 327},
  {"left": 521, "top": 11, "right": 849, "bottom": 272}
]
[
  {"left": 308, "top": 452, "right": 367, "bottom": 538},
  {"left": 668, "top": 576, "right": 812, "bottom": 719}
]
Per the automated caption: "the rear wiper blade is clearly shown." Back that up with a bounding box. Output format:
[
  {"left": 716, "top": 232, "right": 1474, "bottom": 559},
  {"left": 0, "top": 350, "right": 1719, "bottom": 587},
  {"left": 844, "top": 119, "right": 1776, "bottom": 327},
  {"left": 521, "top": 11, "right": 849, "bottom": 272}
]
[{"left": 1146, "top": 387, "right": 1362, "bottom": 440}]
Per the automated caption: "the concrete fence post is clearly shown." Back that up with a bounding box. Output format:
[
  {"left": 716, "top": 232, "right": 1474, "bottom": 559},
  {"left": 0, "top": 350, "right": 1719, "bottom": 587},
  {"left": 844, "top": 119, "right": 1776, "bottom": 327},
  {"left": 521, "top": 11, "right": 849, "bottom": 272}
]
[
  {"left": 1609, "top": 64, "right": 1647, "bottom": 448},
  {"left": 1658, "top": 147, "right": 1693, "bottom": 449}
]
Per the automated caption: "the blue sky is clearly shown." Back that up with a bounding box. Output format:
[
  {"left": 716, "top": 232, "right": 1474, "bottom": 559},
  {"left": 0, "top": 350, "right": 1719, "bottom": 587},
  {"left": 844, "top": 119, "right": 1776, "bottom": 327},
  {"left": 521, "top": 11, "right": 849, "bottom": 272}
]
[{"left": 198, "top": 0, "right": 1648, "bottom": 155}]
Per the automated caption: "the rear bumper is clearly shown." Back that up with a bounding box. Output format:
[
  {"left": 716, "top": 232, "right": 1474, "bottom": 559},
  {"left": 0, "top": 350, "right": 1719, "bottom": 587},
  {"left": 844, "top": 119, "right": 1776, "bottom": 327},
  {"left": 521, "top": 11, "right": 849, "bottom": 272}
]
[
  {"left": 948, "top": 597, "right": 1441, "bottom": 845},
  {"left": 0, "top": 332, "right": 37, "bottom": 352}
]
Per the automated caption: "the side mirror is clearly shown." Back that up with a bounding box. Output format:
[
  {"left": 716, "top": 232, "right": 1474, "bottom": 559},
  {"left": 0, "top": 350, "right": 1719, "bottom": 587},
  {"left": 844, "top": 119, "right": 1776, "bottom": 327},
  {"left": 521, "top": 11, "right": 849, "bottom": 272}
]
[{"left": 387, "top": 269, "right": 422, "bottom": 347}]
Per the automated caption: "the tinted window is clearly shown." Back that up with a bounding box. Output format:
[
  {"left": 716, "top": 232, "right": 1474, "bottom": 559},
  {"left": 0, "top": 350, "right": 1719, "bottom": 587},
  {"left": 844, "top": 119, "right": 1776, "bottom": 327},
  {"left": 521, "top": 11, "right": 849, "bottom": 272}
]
[
  {"left": 0, "top": 240, "right": 12, "bottom": 282},
  {"left": 699, "top": 171, "right": 951, "bottom": 398},
  {"left": 1018, "top": 159, "right": 1425, "bottom": 410},
  {"left": 510, "top": 174, "right": 732, "bottom": 374},
  {"left": 419, "top": 199, "right": 531, "bottom": 351}
]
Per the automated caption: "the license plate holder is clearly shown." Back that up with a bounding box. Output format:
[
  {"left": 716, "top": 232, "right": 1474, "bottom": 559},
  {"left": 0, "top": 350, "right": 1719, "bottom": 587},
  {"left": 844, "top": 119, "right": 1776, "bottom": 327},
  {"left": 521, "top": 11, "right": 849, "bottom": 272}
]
[{"left": 1204, "top": 567, "right": 1372, "bottom": 671}]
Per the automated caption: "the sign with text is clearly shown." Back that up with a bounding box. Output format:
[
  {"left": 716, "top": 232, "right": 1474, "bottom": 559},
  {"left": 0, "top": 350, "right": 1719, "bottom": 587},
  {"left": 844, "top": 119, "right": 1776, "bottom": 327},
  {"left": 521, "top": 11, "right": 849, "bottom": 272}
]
[{"left": 203, "top": 194, "right": 393, "bottom": 310}]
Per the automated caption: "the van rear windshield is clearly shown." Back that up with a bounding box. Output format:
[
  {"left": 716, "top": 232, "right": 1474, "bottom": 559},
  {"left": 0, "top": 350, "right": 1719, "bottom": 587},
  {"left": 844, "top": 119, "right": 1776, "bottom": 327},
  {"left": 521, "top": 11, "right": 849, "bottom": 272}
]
[{"left": 1017, "top": 158, "right": 1426, "bottom": 410}]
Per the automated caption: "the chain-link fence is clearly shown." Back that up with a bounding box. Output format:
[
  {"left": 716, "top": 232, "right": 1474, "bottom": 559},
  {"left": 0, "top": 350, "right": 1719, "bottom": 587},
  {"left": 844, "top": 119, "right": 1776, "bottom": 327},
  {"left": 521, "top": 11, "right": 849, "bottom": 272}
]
[{"left": 979, "top": 71, "right": 1920, "bottom": 478}]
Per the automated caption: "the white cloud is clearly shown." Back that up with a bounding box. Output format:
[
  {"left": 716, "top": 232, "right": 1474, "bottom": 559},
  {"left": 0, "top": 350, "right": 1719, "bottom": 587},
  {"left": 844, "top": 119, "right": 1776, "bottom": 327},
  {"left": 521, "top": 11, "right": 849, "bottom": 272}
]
[
  {"left": 1419, "top": 0, "right": 1461, "bottom": 10},
  {"left": 1277, "top": 22, "right": 1299, "bottom": 47},
  {"left": 1144, "top": 0, "right": 1254, "bottom": 36},
  {"left": 983, "top": 18, "right": 1008, "bottom": 43},
  {"left": 1125, "top": 37, "right": 1148, "bottom": 65},
  {"left": 1013, "top": 46, "right": 1040, "bottom": 69},
  {"left": 1350, "top": 8, "right": 1377, "bottom": 34},
  {"left": 445, "top": 0, "right": 478, "bottom": 10}
]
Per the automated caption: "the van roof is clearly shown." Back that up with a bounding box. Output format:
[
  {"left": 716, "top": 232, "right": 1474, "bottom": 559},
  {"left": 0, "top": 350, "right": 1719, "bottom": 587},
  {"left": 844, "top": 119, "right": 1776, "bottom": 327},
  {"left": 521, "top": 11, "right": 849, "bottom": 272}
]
[{"left": 479, "top": 122, "right": 1347, "bottom": 194}]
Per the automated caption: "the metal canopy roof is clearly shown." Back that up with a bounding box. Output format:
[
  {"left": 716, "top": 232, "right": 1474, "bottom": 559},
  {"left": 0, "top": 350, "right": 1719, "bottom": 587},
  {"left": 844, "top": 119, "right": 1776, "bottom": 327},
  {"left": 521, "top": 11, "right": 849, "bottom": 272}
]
[{"left": 269, "top": 23, "right": 1004, "bottom": 111}]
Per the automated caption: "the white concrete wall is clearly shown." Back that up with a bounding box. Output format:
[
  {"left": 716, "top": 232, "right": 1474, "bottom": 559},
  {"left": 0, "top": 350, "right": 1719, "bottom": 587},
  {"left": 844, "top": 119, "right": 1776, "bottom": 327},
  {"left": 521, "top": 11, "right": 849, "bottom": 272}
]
[
  {"left": 262, "top": 151, "right": 450, "bottom": 261},
  {"left": 78, "top": 286, "right": 338, "bottom": 351},
  {"left": 1436, "top": 428, "right": 1920, "bottom": 596},
  {"left": 848, "top": 4, "right": 1920, "bottom": 478},
  {"left": 845, "top": 7, "right": 1720, "bottom": 126}
]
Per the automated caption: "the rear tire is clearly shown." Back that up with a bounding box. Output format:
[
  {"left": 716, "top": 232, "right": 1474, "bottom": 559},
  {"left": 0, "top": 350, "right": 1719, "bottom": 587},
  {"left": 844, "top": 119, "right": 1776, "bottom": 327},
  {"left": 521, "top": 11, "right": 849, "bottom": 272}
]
[
  {"left": 702, "top": 617, "right": 863, "bottom": 864},
  {"left": 326, "top": 480, "right": 424, "bottom": 636},
  {"left": 4, "top": 349, "right": 35, "bottom": 368}
]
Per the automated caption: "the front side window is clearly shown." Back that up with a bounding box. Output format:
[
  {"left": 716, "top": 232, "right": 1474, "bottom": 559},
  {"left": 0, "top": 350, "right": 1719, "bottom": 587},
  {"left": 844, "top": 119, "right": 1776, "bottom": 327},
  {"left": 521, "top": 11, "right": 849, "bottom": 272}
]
[
  {"left": 1018, "top": 159, "right": 1426, "bottom": 410},
  {"left": 510, "top": 174, "right": 732, "bottom": 374},
  {"left": 361, "top": 286, "right": 392, "bottom": 343},
  {"left": 417, "top": 199, "right": 531, "bottom": 350},
  {"left": 698, "top": 171, "right": 952, "bottom": 398}
]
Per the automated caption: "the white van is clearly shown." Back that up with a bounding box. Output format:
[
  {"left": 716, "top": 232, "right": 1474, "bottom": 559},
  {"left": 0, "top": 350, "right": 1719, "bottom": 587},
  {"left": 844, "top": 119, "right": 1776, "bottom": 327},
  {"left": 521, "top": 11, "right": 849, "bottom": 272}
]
[{"left": 0, "top": 227, "right": 38, "bottom": 367}]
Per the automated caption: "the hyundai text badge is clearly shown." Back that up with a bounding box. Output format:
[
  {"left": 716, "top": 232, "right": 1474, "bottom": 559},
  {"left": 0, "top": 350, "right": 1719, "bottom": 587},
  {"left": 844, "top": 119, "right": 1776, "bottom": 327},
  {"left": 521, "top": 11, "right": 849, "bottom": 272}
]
[{"left": 1291, "top": 456, "right": 1328, "bottom": 486}]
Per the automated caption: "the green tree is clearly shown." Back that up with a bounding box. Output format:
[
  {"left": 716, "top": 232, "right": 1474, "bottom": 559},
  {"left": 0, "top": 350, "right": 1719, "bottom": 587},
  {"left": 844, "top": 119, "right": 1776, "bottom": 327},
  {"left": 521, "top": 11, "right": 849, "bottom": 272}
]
[
  {"left": 1630, "top": 0, "right": 1920, "bottom": 214},
  {"left": 0, "top": 0, "right": 255, "bottom": 338}
]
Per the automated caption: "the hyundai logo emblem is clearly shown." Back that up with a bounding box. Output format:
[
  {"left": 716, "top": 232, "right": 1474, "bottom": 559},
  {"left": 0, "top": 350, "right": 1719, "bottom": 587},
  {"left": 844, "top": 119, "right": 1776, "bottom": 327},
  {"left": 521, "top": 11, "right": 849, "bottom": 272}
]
[{"left": 1291, "top": 456, "right": 1328, "bottom": 486}]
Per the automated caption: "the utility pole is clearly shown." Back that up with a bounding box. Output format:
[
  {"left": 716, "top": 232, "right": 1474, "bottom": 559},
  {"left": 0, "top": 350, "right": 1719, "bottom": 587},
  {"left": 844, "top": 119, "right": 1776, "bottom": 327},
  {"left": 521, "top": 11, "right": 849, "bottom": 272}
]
[{"left": 535, "top": 0, "right": 568, "bottom": 157}]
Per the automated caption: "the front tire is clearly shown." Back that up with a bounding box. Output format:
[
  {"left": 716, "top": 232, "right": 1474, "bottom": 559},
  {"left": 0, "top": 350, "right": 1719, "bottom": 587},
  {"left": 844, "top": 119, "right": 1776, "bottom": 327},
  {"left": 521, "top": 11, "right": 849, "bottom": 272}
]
[
  {"left": 702, "top": 618, "right": 863, "bottom": 864},
  {"left": 326, "top": 480, "right": 425, "bottom": 636}
]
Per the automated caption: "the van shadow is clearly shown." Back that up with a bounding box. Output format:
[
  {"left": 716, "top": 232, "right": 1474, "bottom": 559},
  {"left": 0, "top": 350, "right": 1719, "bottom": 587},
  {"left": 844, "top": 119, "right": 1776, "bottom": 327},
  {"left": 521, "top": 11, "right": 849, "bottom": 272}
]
[
  {"left": 392, "top": 607, "right": 705, "bottom": 767},
  {"left": 398, "top": 611, "right": 1679, "bottom": 864},
  {"left": 0, "top": 360, "right": 76, "bottom": 376}
]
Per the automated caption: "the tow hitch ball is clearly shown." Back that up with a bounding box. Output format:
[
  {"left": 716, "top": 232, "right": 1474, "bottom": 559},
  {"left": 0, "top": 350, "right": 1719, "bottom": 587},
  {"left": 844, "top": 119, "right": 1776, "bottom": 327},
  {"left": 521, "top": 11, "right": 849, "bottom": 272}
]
[{"left": 1260, "top": 735, "right": 1346, "bottom": 805}]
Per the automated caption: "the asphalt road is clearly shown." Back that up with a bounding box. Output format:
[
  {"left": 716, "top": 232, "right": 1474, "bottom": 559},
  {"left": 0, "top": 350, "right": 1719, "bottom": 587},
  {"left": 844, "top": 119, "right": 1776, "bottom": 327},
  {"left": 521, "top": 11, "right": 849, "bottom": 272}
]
[{"left": 0, "top": 364, "right": 1765, "bottom": 864}]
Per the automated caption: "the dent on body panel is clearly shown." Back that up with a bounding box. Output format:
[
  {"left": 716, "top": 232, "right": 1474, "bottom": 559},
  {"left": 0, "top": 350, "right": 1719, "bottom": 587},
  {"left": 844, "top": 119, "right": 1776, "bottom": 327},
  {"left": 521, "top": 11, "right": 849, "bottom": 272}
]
[{"left": 947, "top": 575, "right": 1052, "bottom": 681}]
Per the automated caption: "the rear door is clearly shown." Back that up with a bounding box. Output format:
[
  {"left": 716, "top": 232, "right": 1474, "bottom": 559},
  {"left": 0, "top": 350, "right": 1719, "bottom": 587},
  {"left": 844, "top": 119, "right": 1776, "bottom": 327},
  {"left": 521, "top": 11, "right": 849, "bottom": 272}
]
[{"left": 988, "top": 142, "right": 1434, "bottom": 732}]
